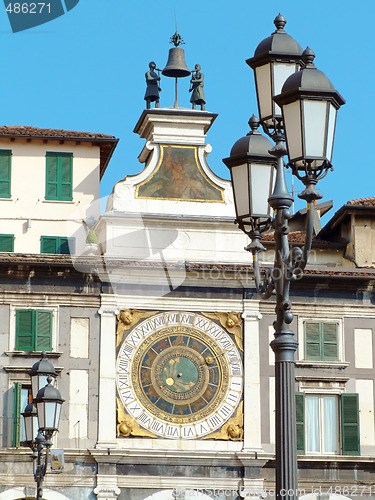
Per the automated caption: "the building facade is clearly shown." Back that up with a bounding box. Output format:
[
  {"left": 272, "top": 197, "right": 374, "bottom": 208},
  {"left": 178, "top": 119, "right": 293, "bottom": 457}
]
[
  {"left": 0, "top": 126, "right": 117, "bottom": 499},
  {"left": 0, "top": 110, "right": 375, "bottom": 500}
]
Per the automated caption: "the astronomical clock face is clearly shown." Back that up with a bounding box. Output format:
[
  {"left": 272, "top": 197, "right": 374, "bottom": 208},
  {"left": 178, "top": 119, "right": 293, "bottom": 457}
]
[{"left": 116, "top": 311, "right": 243, "bottom": 439}]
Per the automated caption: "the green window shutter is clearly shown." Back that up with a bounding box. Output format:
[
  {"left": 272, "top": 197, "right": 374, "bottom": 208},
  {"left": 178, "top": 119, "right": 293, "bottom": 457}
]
[
  {"left": 41, "top": 236, "right": 58, "bottom": 254},
  {"left": 322, "top": 323, "right": 338, "bottom": 361},
  {"left": 60, "top": 154, "right": 72, "bottom": 200},
  {"left": 0, "top": 150, "right": 11, "bottom": 198},
  {"left": 46, "top": 153, "right": 73, "bottom": 201},
  {"left": 58, "top": 237, "right": 74, "bottom": 255},
  {"left": 16, "top": 310, "right": 35, "bottom": 351},
  {"left": 341, "top": 393, "right": 360, "bottom": 455},
  {"left": 35, "top": 310, "right": 52, "bottom": 351},
  {"left": 296, "top": 392, "right": 305, "bottom": 454},
  {"left": 12, "top": 382, "right": 21, "bottom": 447},
  {"left": 305, "top": 322, "right": 321, "bottom": 360},
  {"left": 46, "top": 153, "right": 59, "bottom": 200},
  {"left": 0, "top": 234, "right": 14, "bottom": 252}
]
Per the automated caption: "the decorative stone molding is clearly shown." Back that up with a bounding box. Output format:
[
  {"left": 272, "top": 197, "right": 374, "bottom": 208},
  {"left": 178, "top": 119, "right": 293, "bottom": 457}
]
[
  {"left": 94, "top": 475, "right": 120, "bottom": 499},
  {"left": 98, "top": 305, "right": 119, "bottom": 317},
  {"left": 239, "top": 478, "right": 266, "bottom": 499},
  {"left": 242, "top": 311, "right": 262, "bottom": 321}
]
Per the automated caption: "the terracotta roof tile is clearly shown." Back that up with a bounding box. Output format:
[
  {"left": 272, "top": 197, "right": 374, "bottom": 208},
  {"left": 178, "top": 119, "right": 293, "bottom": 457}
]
[
  {"left": 261, "top": 231, "right": 308, "bottom": 243},
  {"left": 0, "top": 125, "right": 116, "bottom": 140},
  {"left": 0, "top": 126, "right": 119, "bottom": 178},
  {"left": 260, "top": 231, "right": 338, "bottom": 246},
  {"left": 347, "top": 197, "right": 375, "bottom": 207}
]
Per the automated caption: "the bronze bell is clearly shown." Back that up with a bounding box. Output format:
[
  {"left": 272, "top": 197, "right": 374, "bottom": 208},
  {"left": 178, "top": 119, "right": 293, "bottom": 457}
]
[{"left": 162, "top": 47, "right": 191, "bottom": 78}]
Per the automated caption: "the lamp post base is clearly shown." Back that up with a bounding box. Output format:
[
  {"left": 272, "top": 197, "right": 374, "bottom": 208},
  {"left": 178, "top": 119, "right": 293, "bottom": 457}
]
[{"left": 271, "top": 332, "right": 298, "bottom": 500}]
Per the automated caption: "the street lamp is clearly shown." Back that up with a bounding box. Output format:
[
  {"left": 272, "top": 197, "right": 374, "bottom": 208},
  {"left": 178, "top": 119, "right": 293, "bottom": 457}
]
[
  {"left": 30, "top": 351, "right": 57, "bottom": 400},
  {"left": 223, "top": 14, "right": 345, "bottom": 500},
  {"left": 23, "top": 352, "right": 64, "bottom": 500},
  {"left": 246, "top": 13, "right": 303, "bottom": 137},
  {"left": 225, "top": 114, "right": 277, "bottom": 230}
]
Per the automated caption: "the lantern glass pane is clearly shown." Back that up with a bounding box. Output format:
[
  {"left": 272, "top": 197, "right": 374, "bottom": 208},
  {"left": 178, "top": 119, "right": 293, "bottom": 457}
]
[
  {"left": 250, "top": 163, "right": 272, "bottom": 217},
  {"left": 31, "top": 374, "right": 54, "bottom": 400},
  {"left": 32, "top": 413, "right": 39, "bottom": 440},
  {"left": 231, "top": 163, "right": 250, "bottom": 220},
  {"left": 255, "top": 63, "right": 272, "bottom": 121},
  {"left": 45, "top": 401, "right": 57, "bottom": 430},
  {"left": 272, "top": 63, "right": 298, "bottom": 116},
  {"left": 303, "top": 99, "right": 327, "bottom": 158},
  {"left": 31, "top": 377, "right": 39, "bottom": 401},
  {"left": 326, "top": 103, "right": 337, "bottom": 162},
  {"left": 55, "top": 402, "right": 61, "bottom": 429},
  {"left": 283, "top": 100, "right": 302, "bottom": 161},
  {"left": 36, "top": 403, "right": 45, "bottom": 430},
  {"left": 24, "top": 414, "right": 33, "bottom": 442}
]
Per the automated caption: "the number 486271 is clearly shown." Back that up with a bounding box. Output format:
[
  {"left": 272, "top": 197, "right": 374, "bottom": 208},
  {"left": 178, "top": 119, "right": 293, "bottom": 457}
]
[{"left": 6, "top": 3, "right": 51, "bottom": 14}]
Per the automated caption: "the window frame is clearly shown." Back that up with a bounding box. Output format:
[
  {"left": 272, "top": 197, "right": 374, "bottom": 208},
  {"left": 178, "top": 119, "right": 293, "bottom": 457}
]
[
  {"left": 297, "top": 317, "right": 344, "bottom": 364},
  {"left": 305, "top": 393, "right": 340, "bottom": 454},
  {"left": 12, "top": 382, "right": 32, "bottom": 447},
  {"left": 15, "top": 309, "right": 53, "bottom": 352},
  {"left": 0, "top": 149, "right": 12, "bottom": 199},
  {"left": 296, "top": 389, "right": 360, "bottom": 456},
  {"left": 9, "top": 306, "right": 58, "bottom": 353},
  {"left": 45, "top": 151, "right": 73, "bottom": 201}
]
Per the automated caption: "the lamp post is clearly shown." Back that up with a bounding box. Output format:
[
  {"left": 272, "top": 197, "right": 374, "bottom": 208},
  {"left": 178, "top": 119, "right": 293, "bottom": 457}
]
[
  {"left": 223, "top": 14, "right": 345, "bottom": 500},
  {"left": 22, "top": 352, "right": 64, "bottom": 500}
]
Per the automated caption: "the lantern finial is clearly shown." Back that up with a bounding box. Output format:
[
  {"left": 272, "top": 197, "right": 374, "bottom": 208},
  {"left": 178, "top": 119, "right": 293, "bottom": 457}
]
[
  {"left": 248, "top": 115, "right": 261, "bottom": 134},
  {"left": 274, "top": 13, "right": 286, "bottom": 31},
  {"left": 302, "top": 47, "right": 315, "bottom": 66}
]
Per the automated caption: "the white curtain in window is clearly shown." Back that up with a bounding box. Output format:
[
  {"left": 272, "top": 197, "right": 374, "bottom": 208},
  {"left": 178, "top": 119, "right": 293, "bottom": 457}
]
[
  {"left": 306, "top": 396, "right": 319, "bottom": 452},
  {"left": 324, "top": 396, "right": 337, "bottom": 453},
  {"left": 19, "top": 388, "right": 29, "bottom": 443}
]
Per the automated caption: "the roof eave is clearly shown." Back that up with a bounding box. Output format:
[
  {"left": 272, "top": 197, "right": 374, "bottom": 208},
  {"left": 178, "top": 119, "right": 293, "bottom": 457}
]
[{"left": 318, "top": 204, "right": 375, "bottom": 239}]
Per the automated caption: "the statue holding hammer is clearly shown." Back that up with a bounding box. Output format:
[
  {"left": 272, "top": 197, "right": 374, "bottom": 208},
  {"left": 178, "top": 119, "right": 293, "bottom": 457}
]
[
  {"left": 189, "top": 64, "right": 205, "bottom": 110},
  {"left": 144, "top": 61, "right": 161, "bottom": 109}
]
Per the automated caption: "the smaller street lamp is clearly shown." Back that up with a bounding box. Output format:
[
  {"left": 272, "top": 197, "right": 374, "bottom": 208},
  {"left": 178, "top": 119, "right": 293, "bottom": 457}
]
[
  {"left": 22, "top": 402, "right": 38, "bottom": 446},
  {"left": 34, "top": 376, "right": 64, "bottom": 437},
  {"left": 30, "top": 351, "right": 57, "bottom": 400},
  {"left": 24, "top": 353, "right": 64, "bottom": 500}
]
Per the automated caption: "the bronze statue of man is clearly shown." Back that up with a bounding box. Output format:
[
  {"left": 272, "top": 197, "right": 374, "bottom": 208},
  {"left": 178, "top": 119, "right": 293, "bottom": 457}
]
[
  {"left": 144, "top": 61, "right": 161, "bottom": 109},
  {"left": 189, "top": 64, "right": 205, "bottom": 110}
]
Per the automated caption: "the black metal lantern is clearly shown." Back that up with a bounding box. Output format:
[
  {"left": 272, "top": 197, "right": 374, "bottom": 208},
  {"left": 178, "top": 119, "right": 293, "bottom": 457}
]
[
  {"left": 223, "top": 115, "right": 277, "bottom": 227},
  {"left": 30, "top": 351, "right": 57, "bottom": 401},
  {"left": 22, "top": 402, "right": 38, "bottom": 445},
  {"left": 34, "top": 377, "right": 64, "bottom": 435},
  {"left": 274, "top": 47, "right": 345, "bottom": 171},
  {"left": 246, "top": 14, "right": 303, "bottom": 134},
  {"left": 26, "top": 356, "right": 64, "bottom": 500}
]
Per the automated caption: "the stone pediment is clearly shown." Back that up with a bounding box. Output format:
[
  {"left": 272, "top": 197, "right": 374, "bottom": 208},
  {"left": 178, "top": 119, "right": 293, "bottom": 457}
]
[
  {"left": 105, "top": 108, "right": 234, "bottom": 218},
  {"left": 135, "top": 144, "right": 224, "bottom": 203}
]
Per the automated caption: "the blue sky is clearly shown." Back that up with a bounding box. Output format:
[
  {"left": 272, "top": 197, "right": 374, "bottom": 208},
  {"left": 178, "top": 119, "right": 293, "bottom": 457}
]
[{"left": 1, "top": 0, "right": 374, "bottom": 219}]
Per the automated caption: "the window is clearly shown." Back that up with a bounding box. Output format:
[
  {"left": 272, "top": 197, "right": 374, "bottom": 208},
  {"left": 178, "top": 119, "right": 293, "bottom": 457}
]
[
  {"left": 304, "top": 321, "right": 338, "bottom": 361},
  {"left": 45, "top": 152, "right": 73, "bottom": 201},
  {"left": 0, "top": 234, "right": 14, "bottom": 252},
  {"left": 0, "top": 149, "right": 11, "bottom": 198},
  {"left": 12, "top": 382, "right": 32, "bottom": 447},
  {"left": 15, "top": 309, "right": 52, "bottom": 352},
  {"left": 41, "top": 236, "right": 75, "bottom": 255},
  {"left": 296, "top": 392, "right": 360, "bottom": 455}
]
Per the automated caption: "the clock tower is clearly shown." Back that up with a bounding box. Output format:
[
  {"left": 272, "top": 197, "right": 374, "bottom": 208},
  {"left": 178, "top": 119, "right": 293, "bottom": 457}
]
[{"left": 93, "top": 106, "right": 263, "bottom": 499}]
